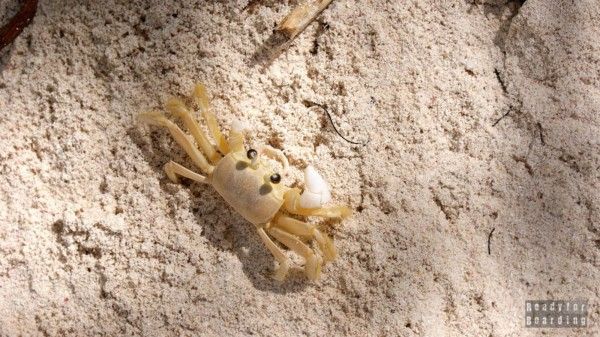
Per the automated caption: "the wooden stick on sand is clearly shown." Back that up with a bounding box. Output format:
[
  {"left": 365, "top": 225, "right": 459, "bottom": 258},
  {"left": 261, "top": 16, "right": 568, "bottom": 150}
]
[{"left": 276, "top": 0, "right": 334, "bottom": 41}]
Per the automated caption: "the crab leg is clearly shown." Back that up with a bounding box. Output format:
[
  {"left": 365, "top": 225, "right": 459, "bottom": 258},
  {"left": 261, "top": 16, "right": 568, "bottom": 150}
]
[
  {"left": 164, "top": 161, "right": 208, "bottom": 184},
  {"left": 257, "top": 227, "right": 290, "bottom": 281},
  {"left": 283, "top": 188, "right": 351, "bottom": 219},
  {"left": 258, "top": 146, "right": 289, "bottom": 175},
  {"left": 165, "top": 98, "right": 222, "bottom": 164},
  {"left": 138, "top": 111, "right": 214, "bottom": 174},
  {"left": 273, "top": 213, "right": 336, "bottom": 262},
  {"left": 192, "top": 83, "right": 230, "bottom": 154},
  {"left": 267, "top": 227, "right": 323, "bottom": 281}
]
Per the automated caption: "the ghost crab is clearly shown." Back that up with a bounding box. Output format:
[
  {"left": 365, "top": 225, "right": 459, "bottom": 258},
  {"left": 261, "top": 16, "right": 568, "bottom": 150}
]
[{"left": 139, "top": 84, "right": 351, "bottom": 281}]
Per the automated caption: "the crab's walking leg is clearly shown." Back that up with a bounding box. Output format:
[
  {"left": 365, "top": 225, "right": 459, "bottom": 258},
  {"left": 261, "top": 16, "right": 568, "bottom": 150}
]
[
  {"left": 273, "top": 213, "right": 336, "bottom": 262},
  {"left": 257, "top": 227, "right": 290, "bottom": 281},
  {"left": 165, "top": 98, "right": 222, "bottom": 164},
  {"left": 164, "top": 161, "right": 208, "bottom": 184},
  {"left": 192, "top": 83, "right": 230, "bottom": 154},
  {"left": 267, "top": 227, "right": 323, "bottom": 281},
  {"left": 228, "top": 129, "right": 245, "bottom": 153},
  {"left": 259, "top": 146, "right": 289, "bottom": 173},
  {"left": 139, "top": 111, "right": 214, "bottom": 174},
  {"left": 283, "top": 188, "right": 352, "bottom": 219}
]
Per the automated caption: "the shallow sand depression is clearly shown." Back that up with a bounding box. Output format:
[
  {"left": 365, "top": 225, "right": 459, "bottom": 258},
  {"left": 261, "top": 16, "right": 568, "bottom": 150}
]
[{"left": 0, "top": 0, "right": 599, "bottom": 336}]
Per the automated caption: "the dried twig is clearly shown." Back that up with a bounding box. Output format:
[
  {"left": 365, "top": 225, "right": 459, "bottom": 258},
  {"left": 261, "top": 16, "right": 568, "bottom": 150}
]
[
  {"left": 276, "top": 0, "right": 334, "bottom": 41},
  {"left": 492, "top": 108, "right": 511, "bottom": 127},
  {"left": 303, "top": 100, "right": 368, "bottom": 146},
  {"left": 494, "top": 68, "right": 507, "bottom": 94},
  {"left": 536, "top": 122, "right": 545, "bottom": 145},
  {"left": 0, "top": 0, "right": 38, "bottom": 51},
  {"left": 249, "top": 0, "right": 334, "bottom": 66},
  {"left": 242, "top": 0, "right": 263, "bottom": 13},
  {"left": 487, "top": 227, "right": 495, "bottom": 255}
]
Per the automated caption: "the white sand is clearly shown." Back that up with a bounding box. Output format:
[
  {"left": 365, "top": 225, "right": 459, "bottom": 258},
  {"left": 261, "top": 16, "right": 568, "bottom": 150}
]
[{"left": 0, "top": 0, "right": 598, "bottom": 336}]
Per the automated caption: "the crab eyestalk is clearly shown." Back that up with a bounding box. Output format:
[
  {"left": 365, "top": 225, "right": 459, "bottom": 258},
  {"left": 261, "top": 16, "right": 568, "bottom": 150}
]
[{"left": 246, "top": 148, "right": 259, "bottom": 168}]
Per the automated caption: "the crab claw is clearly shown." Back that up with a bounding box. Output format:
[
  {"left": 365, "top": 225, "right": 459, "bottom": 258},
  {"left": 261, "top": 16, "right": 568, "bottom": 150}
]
[{"left": 299, "top": 165, "right": 332, "bottom": 209}]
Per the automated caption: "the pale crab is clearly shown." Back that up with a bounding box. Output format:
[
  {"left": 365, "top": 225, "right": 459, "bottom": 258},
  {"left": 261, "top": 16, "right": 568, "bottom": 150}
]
[{"left": 139, "top": 84, "right": 351, "bottom": 281}]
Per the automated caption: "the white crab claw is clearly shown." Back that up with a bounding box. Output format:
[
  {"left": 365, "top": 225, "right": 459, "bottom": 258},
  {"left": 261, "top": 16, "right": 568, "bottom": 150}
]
[
  {"left": 231, "top": 118, "right": 249, "bottom": 133},
  {"left": 299, "top": 165, "right": 332, "bottom": 209}
]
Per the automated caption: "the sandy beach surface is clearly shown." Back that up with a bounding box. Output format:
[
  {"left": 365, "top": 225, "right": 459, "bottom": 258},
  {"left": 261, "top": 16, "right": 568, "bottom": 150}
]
[{"left": 1, "top": 0, "right": 599, "bottom": 336}]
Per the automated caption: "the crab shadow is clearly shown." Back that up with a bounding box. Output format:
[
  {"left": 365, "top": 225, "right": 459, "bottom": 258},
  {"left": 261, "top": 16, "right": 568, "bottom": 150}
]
[{"left": 128, "top": 126, "right": 310, "bottom": 293}]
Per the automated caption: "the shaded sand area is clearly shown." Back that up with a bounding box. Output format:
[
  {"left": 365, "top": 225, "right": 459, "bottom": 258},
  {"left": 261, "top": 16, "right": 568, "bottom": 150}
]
[{"left": 0, "top": 1, "right": 598, "bottom": 336}]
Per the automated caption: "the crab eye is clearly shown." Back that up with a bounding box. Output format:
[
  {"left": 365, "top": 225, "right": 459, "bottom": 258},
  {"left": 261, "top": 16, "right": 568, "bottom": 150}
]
[
  {"left": 246, "top": 149, "right": 257, "bottom": 159},
  {"left": 270, "top": 173, "right": 281, "bottom": 184}
]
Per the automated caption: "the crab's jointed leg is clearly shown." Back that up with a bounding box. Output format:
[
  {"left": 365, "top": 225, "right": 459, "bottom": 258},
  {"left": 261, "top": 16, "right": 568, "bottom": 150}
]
[
  {"left": 258, "top": 145, "right": 289, "bottom": 175},
  {"left": 283, "top": 188, "right": 352, "bottom": 219},
  {"left": 227, "top": 128, "right": 245, "bottom": 153},
  {"left": 192, "top": 83, "right": 230, "bottom": 154},
  {"left": 257, "top": 226, "right": 291, "bottom": 281},
  {"left": 164, "top": 160, "right": 208, "bottom": 184},
  {"left": 273, "top": 213, "right": 336, "bottom": 262},
  {"left": 138, "top": 111, "right": 214, "bottom": 175},
  {"left": 165, "top": 98, "right": 222, "bottom": 164},
  {"left": 266, "top": 226, "right": 323, "bottom": 281}
]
